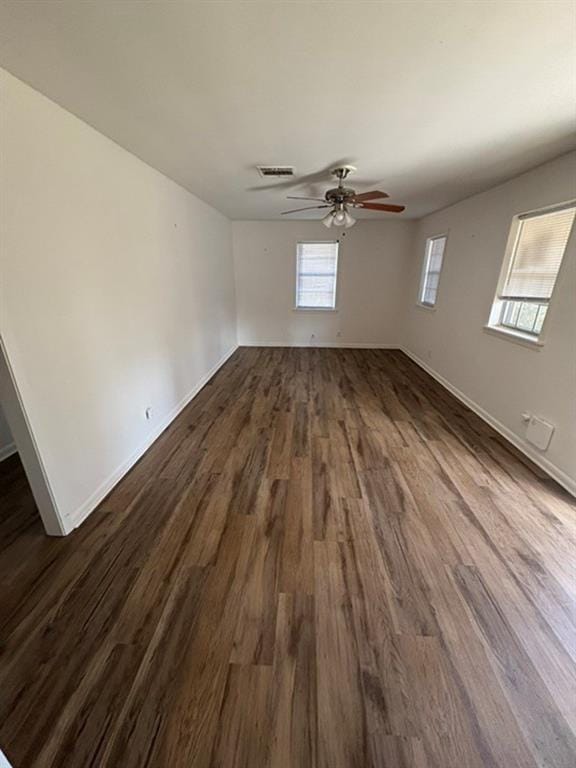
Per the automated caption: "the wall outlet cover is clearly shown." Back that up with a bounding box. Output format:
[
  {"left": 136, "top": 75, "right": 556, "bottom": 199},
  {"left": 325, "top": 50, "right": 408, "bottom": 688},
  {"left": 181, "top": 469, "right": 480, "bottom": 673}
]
[{"left": 526, "top": 416, "right": 554, "bottom": 451}]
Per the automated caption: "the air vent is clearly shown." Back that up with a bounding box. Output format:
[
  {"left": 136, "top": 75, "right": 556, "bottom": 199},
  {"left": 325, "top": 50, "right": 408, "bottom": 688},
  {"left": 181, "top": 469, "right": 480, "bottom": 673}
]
[{"left": 257, "top": 165, "right": 295, "bottom": 178}]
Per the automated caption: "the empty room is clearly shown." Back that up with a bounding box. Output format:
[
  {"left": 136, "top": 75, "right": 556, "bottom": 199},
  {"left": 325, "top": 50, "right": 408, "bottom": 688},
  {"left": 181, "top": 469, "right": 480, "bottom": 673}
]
[{"left": 0, "top": 2, "right": 575, "bottom": 767}]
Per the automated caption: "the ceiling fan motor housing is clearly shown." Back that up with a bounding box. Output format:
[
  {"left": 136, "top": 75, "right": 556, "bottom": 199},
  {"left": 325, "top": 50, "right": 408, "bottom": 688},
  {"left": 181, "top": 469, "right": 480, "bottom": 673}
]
[
  {"left": 327, "top": 166, "right": 358, "bottom": 205},
  {"left": 325, "top": 187, "right": 356, "bottom": 204}
]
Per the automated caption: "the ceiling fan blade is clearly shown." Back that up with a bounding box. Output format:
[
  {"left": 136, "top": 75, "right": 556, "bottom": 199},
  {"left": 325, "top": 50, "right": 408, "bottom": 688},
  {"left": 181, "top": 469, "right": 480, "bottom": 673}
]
[
  {"left": 357, "top": 203, "right": 406, "bottom": 213},
  {"left": 281, "top": 205, "right": 331, "bottom": 215},
  {"left": 286, "top": 196, "right": 327, "bottom": 202},
  {"left": 350, "top": 191, "right": 389, "bottom": 202}
]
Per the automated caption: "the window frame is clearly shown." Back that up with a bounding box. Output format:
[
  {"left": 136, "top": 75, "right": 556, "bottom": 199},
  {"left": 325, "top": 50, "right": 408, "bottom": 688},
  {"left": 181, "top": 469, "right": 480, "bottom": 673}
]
[
  {"left": 485, "top": 201, "right": 575, "bottom": 347},
  {"left": 417, "top": 233, "right": 448, "bottom": 309},
  {"left": 294, "top": 240, "right": 339, "bottom": 311}
]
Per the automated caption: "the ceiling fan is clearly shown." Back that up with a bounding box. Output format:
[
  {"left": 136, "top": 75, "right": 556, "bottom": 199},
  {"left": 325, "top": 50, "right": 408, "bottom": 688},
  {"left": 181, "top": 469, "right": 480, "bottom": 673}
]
[{"left": 281, "top": 165, "right": 405, "bottom": 228}]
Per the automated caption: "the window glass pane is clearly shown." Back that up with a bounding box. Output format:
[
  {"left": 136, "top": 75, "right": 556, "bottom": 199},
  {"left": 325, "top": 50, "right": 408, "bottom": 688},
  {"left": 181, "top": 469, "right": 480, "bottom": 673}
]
[
  {"left": 419, "top": 235, "right": 447, "bottom": 306},
  {"left": 296, "top": 242, "right": 338, "bottom": 308},
  {"left": 516, "top": 302, "right": 539, "bottom": 332},
  {"left": 499, "top": 299, "right": 547, "bottom": 336},
  {"left": 502, "top": 301, "right": 517, "bottom": 325},
  {"left": 533, "top": 304, "right": 548, "bottom": 334},
  {"left": 501, "top": 300, "right": 521, "bottom": 327}
]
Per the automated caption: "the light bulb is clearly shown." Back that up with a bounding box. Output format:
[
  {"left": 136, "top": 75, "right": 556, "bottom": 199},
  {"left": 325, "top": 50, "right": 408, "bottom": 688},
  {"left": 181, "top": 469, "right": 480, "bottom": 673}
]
[
  {"left": 333, "top": 209, "right": 346, "bottom": 225},
  {"left": 322, "top": 211, "right": 334, "bottom": 228}
]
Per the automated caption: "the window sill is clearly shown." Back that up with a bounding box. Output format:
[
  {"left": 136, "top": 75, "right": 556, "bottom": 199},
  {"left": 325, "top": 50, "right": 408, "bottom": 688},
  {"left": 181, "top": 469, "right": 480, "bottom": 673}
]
[
  {"left": 293, "top": 307, "right": 338, "bottom": 312},
  {"left": 415, "top": 303, "right": 437, "bottom": 312},
  {"left": 483, "top": 325, "right": 544, "bottom": 350}
]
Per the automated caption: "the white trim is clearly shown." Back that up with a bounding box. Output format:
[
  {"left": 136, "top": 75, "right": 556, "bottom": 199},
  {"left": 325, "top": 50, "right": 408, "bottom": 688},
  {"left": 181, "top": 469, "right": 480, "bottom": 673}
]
[
  {"left": 66, "top": 344, "right": 239, "bottom": 532},
  {"left": 418, "top": 232, "right": 448, "bottom": 308},
  {"left": 483, "top": 324, "right": 544, "bottom": 349},
  {"left": 0, "top": 442, "right": 17, "bottom": 462},
  {"left": 295, "top": 240, "right": 339, "bottom": 311},
  {"left": 293, "top": 307, "right": 338, "bottom": 312},
  {"left": 0, "top": 336, "right": 66, "bottom": 536},
  {"left": 238, "top": 342, "right": 400, "bottom": 349},
  {"left": 400, "top": 346, "right": 576, "bottom": 498}
]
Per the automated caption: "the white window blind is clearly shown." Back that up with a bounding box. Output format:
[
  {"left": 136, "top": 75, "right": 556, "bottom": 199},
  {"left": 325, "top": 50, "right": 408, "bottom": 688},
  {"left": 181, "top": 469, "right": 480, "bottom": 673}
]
[
  {"left": 296, "top": 242, "right": 338, "bottom": 309},
  {"left": 419, "top": 235, "right": 447, "bottom": 306},
  {"left": 500, "top": 206, "right": 575, "bottom": 300}
]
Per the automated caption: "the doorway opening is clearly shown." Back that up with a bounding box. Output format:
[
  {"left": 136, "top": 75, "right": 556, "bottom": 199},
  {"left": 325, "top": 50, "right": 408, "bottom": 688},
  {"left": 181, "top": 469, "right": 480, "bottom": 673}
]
[{"left": 0, "top": 338, "right": 65, "bottom": 536}]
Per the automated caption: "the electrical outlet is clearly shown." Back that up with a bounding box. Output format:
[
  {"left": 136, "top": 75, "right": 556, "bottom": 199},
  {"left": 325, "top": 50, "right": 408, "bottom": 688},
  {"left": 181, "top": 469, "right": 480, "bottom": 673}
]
[
  {"left": 336, "top": 331, "right": 342, "bottom": 338},
  {"left": 145, "top": 406, "right": 153, "bottom": 421}
]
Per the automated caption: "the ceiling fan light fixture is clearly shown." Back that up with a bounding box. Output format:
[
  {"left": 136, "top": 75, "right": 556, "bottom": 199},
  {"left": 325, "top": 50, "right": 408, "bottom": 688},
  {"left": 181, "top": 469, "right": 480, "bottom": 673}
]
[
  {"left": 322, "top": 211, "right": 335, "bottom": 228},
  {"left": 322, "top": 207, "right": 356, "bottom": 228},
  {"left": 333, "top": 209, "right": 347, "bottom": 225},
  {"left": 343, "top": 209, "right": 356, "bottom": 228}
]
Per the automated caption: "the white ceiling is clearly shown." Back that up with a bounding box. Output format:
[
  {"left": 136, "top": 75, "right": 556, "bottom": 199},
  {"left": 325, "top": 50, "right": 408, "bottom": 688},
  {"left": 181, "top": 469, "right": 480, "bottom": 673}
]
[{"left": 1, "top": 1, "right": 575, "bottom": 220}]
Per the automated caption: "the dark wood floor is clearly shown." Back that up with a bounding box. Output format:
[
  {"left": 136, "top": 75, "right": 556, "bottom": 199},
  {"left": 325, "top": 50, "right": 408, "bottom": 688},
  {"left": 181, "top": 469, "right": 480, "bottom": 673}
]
[{"left": 1, "top": 348, "right": 575, "bottom": 768}]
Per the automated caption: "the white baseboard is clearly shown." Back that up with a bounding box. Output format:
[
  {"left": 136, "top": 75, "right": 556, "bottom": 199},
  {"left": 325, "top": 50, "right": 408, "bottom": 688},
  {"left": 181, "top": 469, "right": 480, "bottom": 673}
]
[
  {"left": 400, "top": 346, "right": 576, "bottom": 498},
  {"left": 66, "top": 344, "right": 239, "bottom": 533},
  {"left": 0, "top": 442, "right": 17, "bottom": 462},
  {"left": 239, "top": 342, "right": 400, "bottom": 349},
  {"left": 63, "top": 341, "right": 574, "bottom": 533}
]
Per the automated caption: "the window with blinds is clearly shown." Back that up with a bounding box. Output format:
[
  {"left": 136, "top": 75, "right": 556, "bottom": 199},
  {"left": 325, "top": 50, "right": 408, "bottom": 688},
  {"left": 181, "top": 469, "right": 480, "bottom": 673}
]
[
  {"left": 295, "top": 242, "right": 339, "bottom": 309},
  {"left": 419, "top": 235, "right": 447, "bottom": 307},
  {"left": 491, "top": 204, "right": 575, "bottom": 338}
]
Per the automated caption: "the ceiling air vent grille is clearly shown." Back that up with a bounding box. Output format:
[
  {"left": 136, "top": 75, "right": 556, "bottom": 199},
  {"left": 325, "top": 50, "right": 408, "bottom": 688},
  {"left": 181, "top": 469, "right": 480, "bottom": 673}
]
[{"left": 257, "top": 165, "right": 295, "bottom": 178}]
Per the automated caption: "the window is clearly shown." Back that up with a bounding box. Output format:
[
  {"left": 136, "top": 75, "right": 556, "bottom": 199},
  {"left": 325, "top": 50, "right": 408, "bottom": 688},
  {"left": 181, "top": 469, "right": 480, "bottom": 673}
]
[
  {"left": 295, "top": 241, "right": 339, "bottom": 309},
  {"left": 419, "top": 235, "right": 447, "bottom": 307},
  {"left": 488, "top": 203, "right": 575, "bottom": 340}
]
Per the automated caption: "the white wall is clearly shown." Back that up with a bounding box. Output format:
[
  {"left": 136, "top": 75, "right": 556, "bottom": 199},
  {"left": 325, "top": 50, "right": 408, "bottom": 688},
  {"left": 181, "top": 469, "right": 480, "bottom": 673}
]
[
  {"left": 233, "top": 220, "right": 414, "bottom": 347},
  {"left": 0, "top": 69, "right": 237, "bottom": 533},
  {"left": 401, "top": 152, "right": 576, "bottom": 492},
  {"left": 0, "top": 401, "right": 15, "bottom": 461}
]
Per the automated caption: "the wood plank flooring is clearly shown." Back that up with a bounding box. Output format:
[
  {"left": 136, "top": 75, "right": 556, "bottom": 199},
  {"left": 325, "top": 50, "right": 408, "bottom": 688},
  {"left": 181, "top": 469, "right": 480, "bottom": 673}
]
[{"left": 1, "top": 347, "right": 575, "bottom": 768}]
